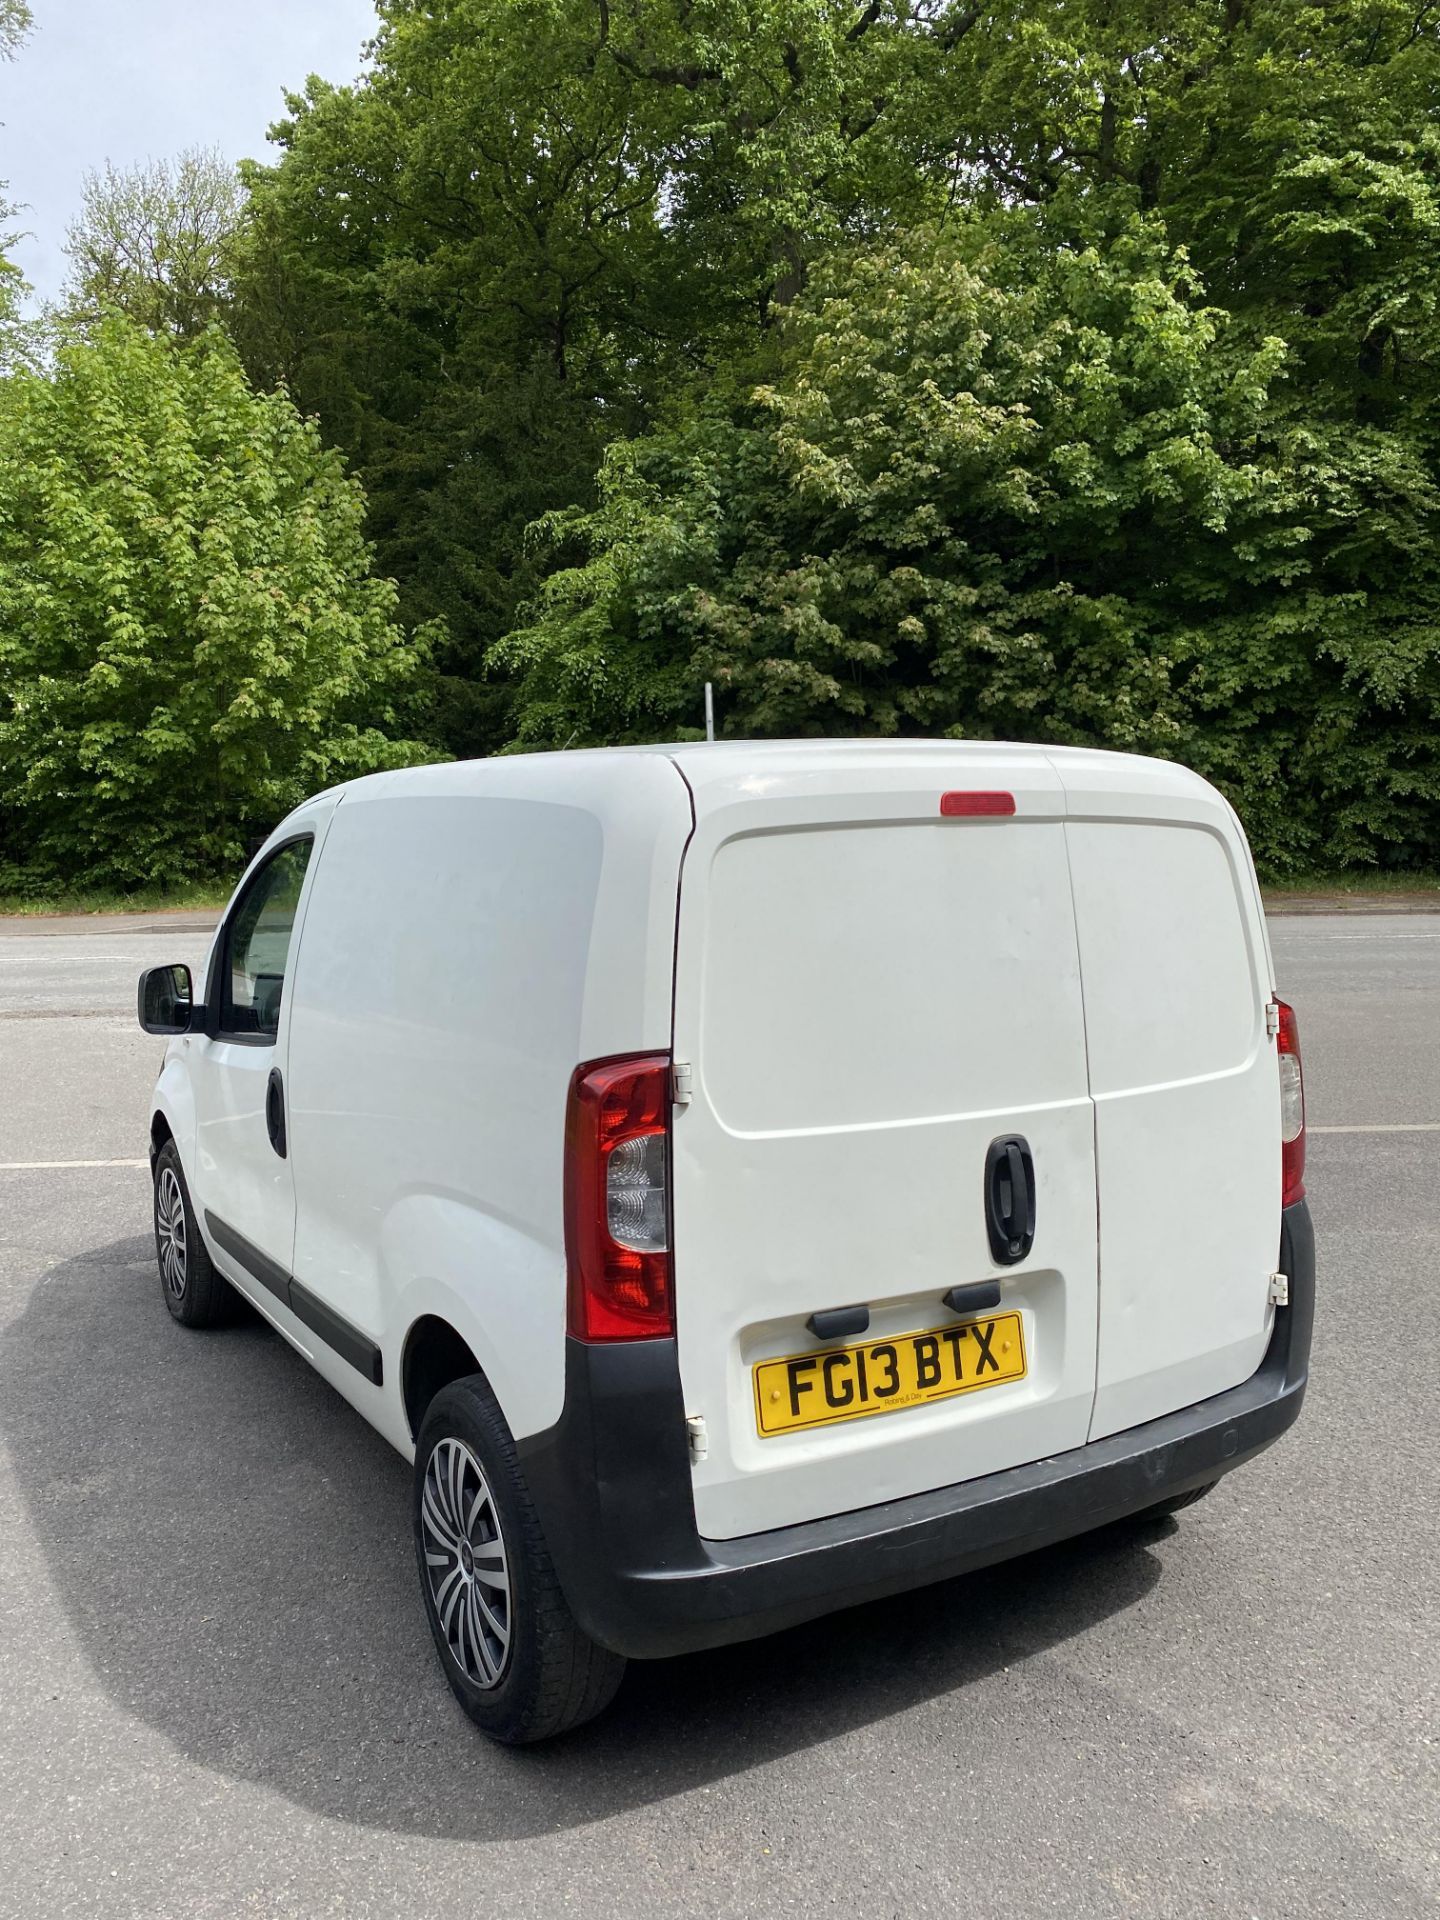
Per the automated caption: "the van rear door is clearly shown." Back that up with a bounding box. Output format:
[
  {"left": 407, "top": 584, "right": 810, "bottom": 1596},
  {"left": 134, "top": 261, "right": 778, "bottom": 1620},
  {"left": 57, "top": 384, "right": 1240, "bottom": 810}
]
[
  {"left": 668, "top": 747, "right": 1098, "bottom": 1542},
  {"left": 1054, "top": 756, "right": 1281, "bottom": 1439}
]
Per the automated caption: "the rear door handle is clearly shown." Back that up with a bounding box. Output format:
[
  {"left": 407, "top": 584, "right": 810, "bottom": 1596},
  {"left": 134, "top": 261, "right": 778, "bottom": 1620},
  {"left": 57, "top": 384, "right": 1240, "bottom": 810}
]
[
  {"left": 265, "top": 1067, "right": 288, "bottom": 1160},
  {"left": 984, "top": 1134, "right": 1034, "bottom": 1264}
]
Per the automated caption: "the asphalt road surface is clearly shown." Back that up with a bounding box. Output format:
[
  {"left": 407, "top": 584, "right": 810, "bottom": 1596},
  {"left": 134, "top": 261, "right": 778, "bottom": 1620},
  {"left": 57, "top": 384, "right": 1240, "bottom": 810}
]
[{"left": 0, "top": 912, "right": 1436, "bottom": 1919}]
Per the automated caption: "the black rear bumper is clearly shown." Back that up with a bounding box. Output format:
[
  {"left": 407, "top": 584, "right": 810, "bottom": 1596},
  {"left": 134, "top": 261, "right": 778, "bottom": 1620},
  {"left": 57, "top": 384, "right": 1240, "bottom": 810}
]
[{"left": 520, "top": 1201, "right": 1314, "bottom": 1660}]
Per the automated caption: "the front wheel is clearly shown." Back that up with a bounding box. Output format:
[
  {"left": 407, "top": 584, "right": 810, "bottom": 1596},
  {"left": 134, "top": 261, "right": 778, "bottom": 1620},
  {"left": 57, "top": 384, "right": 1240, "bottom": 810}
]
[
  {"left": 152, "top": 1140, "right": 231, "bottom": 1328},
  {"left": 413, "top": 1375, "right": 626, "bottom": 1744}
]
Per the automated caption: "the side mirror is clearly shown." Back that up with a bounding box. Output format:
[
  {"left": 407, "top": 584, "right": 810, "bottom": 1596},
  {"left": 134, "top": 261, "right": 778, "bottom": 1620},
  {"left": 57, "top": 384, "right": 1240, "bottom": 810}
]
[{"left": 138, "top": 963, "right": 197, "bottom": 1036}]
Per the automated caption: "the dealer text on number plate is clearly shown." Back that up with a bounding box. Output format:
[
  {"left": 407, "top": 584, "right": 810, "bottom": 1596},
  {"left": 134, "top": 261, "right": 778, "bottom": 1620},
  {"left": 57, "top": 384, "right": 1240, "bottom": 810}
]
[{"left": 753, "top": 1311, "right": 1027, "bottom": 1437}]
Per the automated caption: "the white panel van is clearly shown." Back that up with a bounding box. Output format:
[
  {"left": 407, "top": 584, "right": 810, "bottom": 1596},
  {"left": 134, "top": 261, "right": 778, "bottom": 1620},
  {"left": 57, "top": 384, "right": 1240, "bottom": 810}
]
[{"left": 137, "top": 742, "right": 1313, "bottom": 1743}]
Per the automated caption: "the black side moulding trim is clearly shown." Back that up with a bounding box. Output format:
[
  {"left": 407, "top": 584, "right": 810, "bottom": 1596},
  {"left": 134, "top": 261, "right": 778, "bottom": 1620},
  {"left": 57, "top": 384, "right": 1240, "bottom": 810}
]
[
  {"left": 203, "top": 1210, "right": 383, "bottom": 1387},
  {"left": 289, "top": 1279, "right": 384, "bottom": 1385},
  {"left": 518, "top": 1199, "right": 1316, "bottom": 1662},
  {"left": 205, "top": 1210, "right": 288, "bottom": 1304}
]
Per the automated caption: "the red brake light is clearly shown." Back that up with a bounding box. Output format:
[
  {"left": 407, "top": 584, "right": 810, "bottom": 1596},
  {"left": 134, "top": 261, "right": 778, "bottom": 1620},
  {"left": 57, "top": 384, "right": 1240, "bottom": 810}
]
[
  {"left": 564, "top": 1053, "right": 674, "bottom": 1341},
  {"left": 940, "top": 791, "right": 1016, "bottom": 817},
  {"left": 1276, "top": 998, "right": 1305, "bottom": 1207}
]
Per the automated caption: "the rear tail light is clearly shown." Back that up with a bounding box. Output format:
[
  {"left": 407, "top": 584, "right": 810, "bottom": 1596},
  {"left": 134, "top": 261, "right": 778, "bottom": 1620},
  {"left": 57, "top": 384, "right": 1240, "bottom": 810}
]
[
  {"left": 564, "top": 1053, "right": 673, "bottom": 1341},
  {"left": 1276, "top": 998, "right": 1306, "bottom": 1207}
]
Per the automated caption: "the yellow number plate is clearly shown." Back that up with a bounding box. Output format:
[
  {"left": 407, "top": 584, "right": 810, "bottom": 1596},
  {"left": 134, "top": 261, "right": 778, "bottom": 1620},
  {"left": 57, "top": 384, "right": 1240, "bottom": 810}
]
[{"left": 753, "top": 1312, "right": 1027, "bottom": 1437}]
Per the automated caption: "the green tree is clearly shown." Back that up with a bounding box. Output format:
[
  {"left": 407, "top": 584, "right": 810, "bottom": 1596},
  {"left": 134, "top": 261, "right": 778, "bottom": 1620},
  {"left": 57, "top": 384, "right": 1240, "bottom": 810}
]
[
  {"left": 499, "top": 216, "right": 1440, "bottom": 872},
  {"left": 496, "top": 216, "right": 1280, "bottom": 748},
  {"left": 0, "top": 316, "right": 435, "bottom": 892},
  {"left": 228, "top": 0, "right": 974, "bottom": 754},
  {"left": 0, "top": 0, "right": 29, "bottom": 59},
  {"left": 930, "top": 0, "right": 1440, "bottom": 396},
  {"left": 0, "top": 0, "right": 32, "bottom": 352},
  {"left": 62, "top": 148, "right": 246, "bottom": 339},
  {"left": 219, "top": 0, "right": 1440, "bottom": 871},
  {"left": 824, "top": 0, "right": 1440, "bottom": 867}
]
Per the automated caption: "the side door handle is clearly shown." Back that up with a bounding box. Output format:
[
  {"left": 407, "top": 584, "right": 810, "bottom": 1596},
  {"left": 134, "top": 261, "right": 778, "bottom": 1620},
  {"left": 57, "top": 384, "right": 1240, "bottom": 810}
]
[
  {"left": 984, "top": 1134, "right": 1035, "bottom": 1264},
  {"left": 265, "top": 1067, "right": 288, "bottom": 1160}
]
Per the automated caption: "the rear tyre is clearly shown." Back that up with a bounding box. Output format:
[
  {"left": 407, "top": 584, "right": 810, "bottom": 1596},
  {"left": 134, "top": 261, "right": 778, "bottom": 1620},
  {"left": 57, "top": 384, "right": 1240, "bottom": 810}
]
[
  {"left": 152, "top": 1140, "right": 231, "bottom": 1329},
  {"left": 413, "top": 1375, "right": 626, "bottom": 1744},
  {"left": 1130, "top": 1480, "right": 1218, "bottom": 1524}
]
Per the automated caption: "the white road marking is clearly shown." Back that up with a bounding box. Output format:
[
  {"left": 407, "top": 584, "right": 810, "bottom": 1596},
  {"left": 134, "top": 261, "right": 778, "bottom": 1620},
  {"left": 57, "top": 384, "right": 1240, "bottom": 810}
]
[
  {"left": 1310, "top": 1124, "right": 1440, "bottom": 1134},
  {"left": 0, "top": 953, "right": 159, "bottom": 962},
  {"left": 0, "top": 1158, "right": 148, "bottom": 1170}
]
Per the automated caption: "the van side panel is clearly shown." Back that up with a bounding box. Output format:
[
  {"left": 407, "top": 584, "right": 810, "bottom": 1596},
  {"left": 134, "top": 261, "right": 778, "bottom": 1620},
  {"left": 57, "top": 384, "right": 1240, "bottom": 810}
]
[
  {"left": 1055, "top": 762, "right": 1282, "bottom": 1439},
  {"left": 283, "top": 758, "right": 691, "bottom": 1453}
]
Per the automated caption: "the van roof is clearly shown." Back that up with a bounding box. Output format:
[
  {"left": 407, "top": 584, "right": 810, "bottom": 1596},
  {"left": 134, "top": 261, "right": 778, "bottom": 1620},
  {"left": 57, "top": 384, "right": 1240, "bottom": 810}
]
[{"left": 334, "top": 739, "right": 1217, "bottom": 806}]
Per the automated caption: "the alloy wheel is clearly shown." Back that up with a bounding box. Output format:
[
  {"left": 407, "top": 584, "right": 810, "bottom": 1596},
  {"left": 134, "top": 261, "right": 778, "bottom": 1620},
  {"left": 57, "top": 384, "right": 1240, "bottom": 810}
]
[
  {"left": 420, "top": 1437, "right": 513, "bottom": 1688},
  {"left": 156, "top": 1166, "right": 187, "bottom": 1301}
]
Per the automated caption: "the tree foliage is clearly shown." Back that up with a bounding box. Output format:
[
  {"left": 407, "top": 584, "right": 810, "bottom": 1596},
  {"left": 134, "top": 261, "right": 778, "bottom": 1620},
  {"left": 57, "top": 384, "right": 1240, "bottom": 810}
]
[
  {"left": 228, "top": 0, "right": 969, "bottom": 753},
  {"left": 0, "top": 0, "right": 28, "bottom": 61},
  {"left": 10, "top": 0, "right": 1440, "bottom": 882},
  {"left": 496, "top": 0, "right": 1440, "bottom": 871},
  {"left": 0, "top": 0, "right": 32, "bottom": 344},
  {"left": 502, "top": 203, "right": 1440, "bottom": 868},
  {"left": 215, "top": 0, "right": 1440, "bottom": 870},
  {"left": 62, "top": 148, "right": 246, "bottom": 340},
  {"left": 0, "top": 318, "right": 432, "bottom": 890}
]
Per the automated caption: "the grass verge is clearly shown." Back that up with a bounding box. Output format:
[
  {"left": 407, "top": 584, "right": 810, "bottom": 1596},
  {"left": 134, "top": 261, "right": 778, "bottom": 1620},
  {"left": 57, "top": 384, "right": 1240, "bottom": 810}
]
[
  {"left": 0, "top": 883, "right": 229, "bottom": 918},
  {"left": 1261, "top": 870, "right": 1440, "bottom": 903}
]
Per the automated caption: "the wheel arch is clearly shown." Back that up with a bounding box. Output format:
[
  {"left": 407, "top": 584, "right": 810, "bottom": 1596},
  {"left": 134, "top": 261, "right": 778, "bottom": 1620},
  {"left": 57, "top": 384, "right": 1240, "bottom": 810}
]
[
  {"left": 149, "top": 1110, "right": 174, "bottom": 1166},
  {"left": 402, "top": 1314, "right": 485, "bottom": 1441},
  {"left": 149, "top": 1055, "right": 197, "bottom": 1180},
  {"left": 381, "top": 1197, "right": 566, "bottom": 1442}
]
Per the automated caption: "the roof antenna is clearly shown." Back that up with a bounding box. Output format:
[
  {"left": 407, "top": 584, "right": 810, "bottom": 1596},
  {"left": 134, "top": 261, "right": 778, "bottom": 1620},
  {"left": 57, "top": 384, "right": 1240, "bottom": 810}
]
[{"left": 704, "top": 681, "right": 715, "bottom": 744}]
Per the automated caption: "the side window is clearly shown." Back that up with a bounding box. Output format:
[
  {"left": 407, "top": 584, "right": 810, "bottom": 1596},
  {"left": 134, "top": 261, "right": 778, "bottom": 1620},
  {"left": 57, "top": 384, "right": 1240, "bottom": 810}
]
[{"left": 219, "top": 840, "right": 313, "bottom": 1040}]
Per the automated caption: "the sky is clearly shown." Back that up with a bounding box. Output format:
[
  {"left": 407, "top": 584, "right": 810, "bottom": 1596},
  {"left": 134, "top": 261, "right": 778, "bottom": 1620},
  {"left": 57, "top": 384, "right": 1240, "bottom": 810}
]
[{"left": 0, "top": 0, "right": 381, "bottom": 305}]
